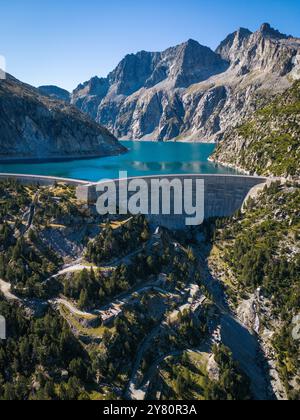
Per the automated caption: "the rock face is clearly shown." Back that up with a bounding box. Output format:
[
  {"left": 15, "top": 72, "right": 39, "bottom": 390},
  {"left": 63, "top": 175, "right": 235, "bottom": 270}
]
[
  {"left": 211, "top": 80, "right": 300, "bottom": 178},
  {"left": 72, "top": 39, "right": 229, "bottom": 141},
  {"left": 0, "top": 75, "right": 126, "bottom": 161},
  {"left": 38, "top": 85, "right": 71, "bottom": 103},
  {"left": 72, "top": 24, "right": 300, "bottom": 142}
]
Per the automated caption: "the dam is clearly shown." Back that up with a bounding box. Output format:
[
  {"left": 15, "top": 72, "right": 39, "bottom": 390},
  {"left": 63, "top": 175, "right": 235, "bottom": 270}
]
[
  {"left": 0, "top": 173, "right": 268, "bottom": 229},
  {"left": 0, "top": 173, "right": 88, "bottom": 187},
  {"left": 76, "top": 174, "right": 268, "bottom": 229}
]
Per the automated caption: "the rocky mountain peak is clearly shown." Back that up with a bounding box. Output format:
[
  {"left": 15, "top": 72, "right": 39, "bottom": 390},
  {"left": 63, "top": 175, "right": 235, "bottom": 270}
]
[
  {"left": 108, "top": 50, "right": 158, "bottom": 96},
  {"left": 72, "top": 39, "right": 228, "bottom": 104},
  {"left": 258, "top": 22, "right": 289, "bottom": 39},
  {"left": 237, "top": 27, "right": 253, "bottom": 37},
  {"left": 73, "top": 76, "right": 109, "bottom": 98},
  {"left": 216, "top": 28, "right": 252, "bottom": 61},
  {"left": 38, "top": 85, "right": 71, "bottom": 103},
  {"left": 171, "top": 40, "right": 229, "bottom": 88},
  {"left": 216, "top": 23, "right": 299, "bottom": 77},
  {"left": 71, "top": 76, "right": 110, "bottom": 120},
  {"left": 184, "top": 38, "right": 201, "bottom": 47}
]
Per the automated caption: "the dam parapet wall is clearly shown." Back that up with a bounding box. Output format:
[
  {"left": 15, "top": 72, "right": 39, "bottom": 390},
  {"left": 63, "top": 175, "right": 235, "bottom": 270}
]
[{"left": 0, "top": 173, "right": 87, "bottom": 187}]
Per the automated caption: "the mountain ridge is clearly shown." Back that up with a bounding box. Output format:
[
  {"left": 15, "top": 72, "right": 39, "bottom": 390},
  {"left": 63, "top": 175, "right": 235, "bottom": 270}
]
[
  {"left": 0, "top": 74, "right": 126, "bottom": 162},
  {"left": 38, "top": 85, "right": 71, "bottom": 103},
  {"left": 69, "top": 23, "right": 300, "bottom": 142}
]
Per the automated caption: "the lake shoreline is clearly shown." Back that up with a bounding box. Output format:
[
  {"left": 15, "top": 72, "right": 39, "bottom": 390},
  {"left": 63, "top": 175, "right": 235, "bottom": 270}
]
[
  {"left": 0, "top": 149, "right": 127, "bottom": 165},
  {"left": 120, "top": 139, "right": 218, "bottom": 145}
]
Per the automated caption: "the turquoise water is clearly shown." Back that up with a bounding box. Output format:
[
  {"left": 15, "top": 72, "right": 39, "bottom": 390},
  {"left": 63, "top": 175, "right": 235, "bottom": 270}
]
[{"left": 0, "top": 141, "right": 238, "bottom": 182}]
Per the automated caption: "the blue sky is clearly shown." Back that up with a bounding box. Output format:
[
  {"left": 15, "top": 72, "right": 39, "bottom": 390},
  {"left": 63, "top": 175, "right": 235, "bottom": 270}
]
[{"left": 1, "top": 0, "right": 299, "bottom": 91}]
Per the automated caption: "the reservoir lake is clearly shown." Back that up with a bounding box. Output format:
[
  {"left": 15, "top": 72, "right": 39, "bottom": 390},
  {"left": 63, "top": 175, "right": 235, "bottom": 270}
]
[{"left": 0, "top": 141, "right": 239, "bottom": 182}]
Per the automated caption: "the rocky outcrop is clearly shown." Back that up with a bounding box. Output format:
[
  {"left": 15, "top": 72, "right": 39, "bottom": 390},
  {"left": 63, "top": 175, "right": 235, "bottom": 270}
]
[
  {"left": 72, "top": 24, "right": 300, "bottom": 142},
  {"left": 38, "top": 85, "right": 71, "bottom": 102},
  {"left": 216, "top": 23, "right": 298, "bottom": 76},
  {"left": 0, "top": 74, "right": 126, "bottom": 161}
]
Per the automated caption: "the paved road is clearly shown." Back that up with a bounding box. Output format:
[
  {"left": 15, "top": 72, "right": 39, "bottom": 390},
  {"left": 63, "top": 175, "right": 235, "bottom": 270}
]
[
  {"left": 126, "top": 324, "right": 165, "bottom": 400},
  {"left": 47, "top": 236, "right": 165, "bottom": 322},
  {"left": 0, "top": 229, "right": 274, "bottom": 400},
  {"left": 47, "top": 236, "right": 156, "bottom": 283},
  {"left": 54, "top": 284, "right": 172, "bottom": 320},
  {"left": 49, "top": 263, "right": 100, "bottom": 279},
  {"left": 125, "top": 246, "right": 276, "bottom": 401},
  {"left": 52, "top": 298, "right": 91, "bottom": 317}
]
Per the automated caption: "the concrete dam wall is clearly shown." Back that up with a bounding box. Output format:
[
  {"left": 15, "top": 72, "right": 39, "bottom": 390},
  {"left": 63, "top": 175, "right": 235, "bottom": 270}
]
[
  {"left": 0, "top": 173, "right": 87, "bottom": 187},
  {"left": 0, "top": 173, "right": 268, "bottom": 229},
  {"left": 76, "top": 174, "right": 268, "bottom": 229}
]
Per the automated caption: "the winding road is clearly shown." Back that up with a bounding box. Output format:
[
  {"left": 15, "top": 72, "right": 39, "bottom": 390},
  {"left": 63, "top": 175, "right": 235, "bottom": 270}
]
[
  {"left": 55, "top": 283, "right": 176, "bottom": 323},
  {"left": 0, "top": 229, "right": 276, "bottom": 400},
  {"left": 126, "top": 324, "right": 165, "bottom": 400},
  {"left": 124, "top": 245, "right": 276, "bottom": 401}
]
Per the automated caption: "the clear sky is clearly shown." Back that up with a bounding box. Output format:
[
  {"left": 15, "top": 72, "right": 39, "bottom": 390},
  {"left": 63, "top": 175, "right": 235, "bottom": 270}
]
[{"left": 1, "top": 0, "right": 300, "bottom": 91}]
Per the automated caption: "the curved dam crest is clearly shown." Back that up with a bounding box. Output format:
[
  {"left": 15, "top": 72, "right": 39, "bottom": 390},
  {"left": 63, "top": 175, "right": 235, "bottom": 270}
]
[{"left": 76, "top": 174, "right": 268, "bottom": 230}]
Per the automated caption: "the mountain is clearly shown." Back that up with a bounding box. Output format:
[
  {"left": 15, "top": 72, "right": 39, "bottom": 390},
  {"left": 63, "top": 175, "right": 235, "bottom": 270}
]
[
  {"left": 0, "top": 74, "right": 126, "bottom": 162},
  {"left": 71, "top": 24, "right": 300, "bottom": 142},
  {"left": 211, "top": 80, "right": 300, "bottom": 178},
  {"left": 38, "top": 85, "right": 71, "bottom": 102},
  {"left": 71, "top": 39, "right": 229, "bottom": 140}
]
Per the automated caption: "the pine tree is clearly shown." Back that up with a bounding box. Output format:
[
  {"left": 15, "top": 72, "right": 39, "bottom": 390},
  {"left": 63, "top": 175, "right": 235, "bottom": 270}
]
[{"left": 78, "top": 289, "right": 89, "bottom": 310}]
